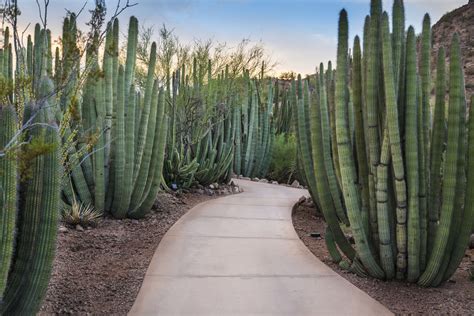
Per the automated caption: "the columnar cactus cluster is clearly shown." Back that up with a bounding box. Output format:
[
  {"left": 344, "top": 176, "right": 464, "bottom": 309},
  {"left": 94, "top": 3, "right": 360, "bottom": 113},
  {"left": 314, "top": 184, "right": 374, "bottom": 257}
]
[
  {"left": 294, "top": 0, "right": 473, "bottom": 285},
  {"left": 162, "top": 58, "right": 276, "bottom": 187},
  {"left": 234, "top": 73, "right": 275, "bottom": 178},
  {"left": 59, "top": 16, "right": 168, "bottom": 219},
  {"left": 163, "top": 59, "right": 234, "bottom": 188}
]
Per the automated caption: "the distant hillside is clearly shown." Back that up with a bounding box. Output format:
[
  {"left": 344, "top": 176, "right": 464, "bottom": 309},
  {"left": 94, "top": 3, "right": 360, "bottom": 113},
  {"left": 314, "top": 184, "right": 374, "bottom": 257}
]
[{"left": 431, "top": 0, "right": 473, "bottom": 100}]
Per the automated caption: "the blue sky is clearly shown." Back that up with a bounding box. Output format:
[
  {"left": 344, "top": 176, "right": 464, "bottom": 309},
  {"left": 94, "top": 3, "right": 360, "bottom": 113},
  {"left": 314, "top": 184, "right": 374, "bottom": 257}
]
[{"left": 16, "top": 0, "right": 466, "bottom": 75}]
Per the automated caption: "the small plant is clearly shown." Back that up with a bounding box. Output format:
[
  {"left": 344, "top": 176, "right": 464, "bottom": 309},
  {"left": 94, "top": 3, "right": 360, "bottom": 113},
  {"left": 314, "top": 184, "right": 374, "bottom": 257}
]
[{"left": 62, "top": 199, "right": 103, "bottom": 227}]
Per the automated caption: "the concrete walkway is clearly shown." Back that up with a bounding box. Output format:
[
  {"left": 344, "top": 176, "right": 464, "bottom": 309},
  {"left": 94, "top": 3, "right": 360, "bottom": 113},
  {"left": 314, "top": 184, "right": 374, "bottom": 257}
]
[{"left": 129, "top": 179, "right": 392, "bottom": 316}]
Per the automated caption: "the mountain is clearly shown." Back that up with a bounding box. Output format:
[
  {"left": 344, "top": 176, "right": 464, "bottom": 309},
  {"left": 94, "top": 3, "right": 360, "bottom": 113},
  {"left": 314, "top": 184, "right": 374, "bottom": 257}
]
[{"left": 431, "top": 0, "right": 473, "bottom": 100}]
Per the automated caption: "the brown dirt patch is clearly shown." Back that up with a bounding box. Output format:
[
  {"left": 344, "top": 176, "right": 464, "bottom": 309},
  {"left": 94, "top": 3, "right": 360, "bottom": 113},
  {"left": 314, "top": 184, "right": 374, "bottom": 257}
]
[
  {"left": 40, "top": 191, "right": 217, "bottom": 315},
  {"left": 292, "top": 201, "right": 474, "bottom": 315}
]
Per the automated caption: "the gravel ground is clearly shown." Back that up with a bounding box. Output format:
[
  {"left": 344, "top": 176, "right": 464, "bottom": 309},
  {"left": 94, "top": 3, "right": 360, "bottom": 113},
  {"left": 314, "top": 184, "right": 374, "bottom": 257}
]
[
  {"left": 40, "top": 191, "right": 217, "bottom": 315},
  {"left": 292, "top": 200, "right": 474, "bottom": 315}
]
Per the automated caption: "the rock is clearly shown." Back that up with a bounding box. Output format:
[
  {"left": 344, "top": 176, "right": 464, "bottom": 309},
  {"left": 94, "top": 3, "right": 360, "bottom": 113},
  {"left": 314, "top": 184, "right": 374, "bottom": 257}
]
[
  {"left": 232, "top": 186, "right": 240, "bottom": 194},
  {"left": 58, "top": 226, "right": 68, "bottom": 233},
  {"left": 271, "top": 181, "right": 279, "bottom": 185},
  {"left": 241, "top": 176, "right": 251, "bottom": 181},
  {"left": 195, "top": 189, "right": 205, "bottom": 195},
  {"left": 258, "top": 179, "right": 269, "bottom": 183},
  {"left": 212, "top": 182, "right": 219, "bottom": 189},
  {"left": 297, "top": 196, "right": 306, "bottom": 204},
  {"left": 291, "top": 180, "right": 300, "bottom": 188},
  {"left": 75, "top": 224, "right": 84, "bottom": 232},
  {"left": 204, "top": 188, "right": 215, "bottom": 196},
  {"left": 304, "top": 199, "right": 315, "bottom": 208},
  {"left": 470, "top": 234, "right": 474, "bottom": 249},
  {"left": 251, "top": 177, "right": 260, "bottom": 182},
  {"left": 131, "top": 219, "right": 139, "bottom": 224}
]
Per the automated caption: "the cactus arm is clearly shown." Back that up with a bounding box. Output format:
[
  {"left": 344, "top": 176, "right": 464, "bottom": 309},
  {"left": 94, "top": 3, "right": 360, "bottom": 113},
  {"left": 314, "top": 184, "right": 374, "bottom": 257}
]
[
  {"left": 418, "top": 34, "right": 463, "bottom": 287},
  {"left": 319, "top": 64, "right": 349, "bottom": 226},
  {"left": 117, "top": 84, "right": 136, "bottom": 215},
  {"left": 2, "top": 110, "right": 60, "bottom": 315},
  {"left": 308, "top": 67, "right": 356, "bottom": 261},
  {"left": 129, "top": 83, "right": 160, "bottom": 211},
  {"left": 0, "top": 107, "right": 18, "bottom": 298},
  {"left": 381, "top": 12, "right": 407, "bottom": 280},
  {"left": 131, "top": 116, "right": 168, "bottom": 218},
  {"left": 352, "top": 37, "right": 370, "bottom": 236},
  {"left": 335, "top": 10, "right": 384, "bottom": 279},
  {"left": 442, "top": 96, "right": 474, "bottom": 281},
  {"left": 418, "top": 14, "right": 431, "bottom": 271},
  {"left": 402, "top": 26, "right": 420, "bottom": 281},
  {"left": 133, "top": 42, "right": 157, "bottom": 182},
  {"left": 94, "top": 77, "right": 106, "bottom": 211},
  {"left": 111, "top": 66, "right": 126, "bottom": 218},
  {"left": 428, "top": 48, "right": 446, "bottom": 255}
]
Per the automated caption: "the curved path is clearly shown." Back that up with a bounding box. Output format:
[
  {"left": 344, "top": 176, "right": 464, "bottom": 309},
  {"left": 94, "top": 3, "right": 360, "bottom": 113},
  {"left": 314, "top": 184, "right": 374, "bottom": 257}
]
[{"left": 130, "top": 179, "right": 392, "bottom": 315}]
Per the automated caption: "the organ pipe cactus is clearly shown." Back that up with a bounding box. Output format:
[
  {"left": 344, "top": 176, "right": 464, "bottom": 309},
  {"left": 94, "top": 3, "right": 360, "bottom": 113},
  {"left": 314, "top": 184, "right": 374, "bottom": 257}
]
[
  {"left": 163, "top": 59, "right": 235, "bottom": 188},
  {"left": 61, "top": 16, "right": 168, "bottom": 219},
  {"left": 295, "top": 0, "right": 472, "bottom": 286},
  {"left": 237, "top": 77, "right": 275, "bottom": 178},
  {"left": 0, "top": 104, "right": 60, "bottom": 314}
]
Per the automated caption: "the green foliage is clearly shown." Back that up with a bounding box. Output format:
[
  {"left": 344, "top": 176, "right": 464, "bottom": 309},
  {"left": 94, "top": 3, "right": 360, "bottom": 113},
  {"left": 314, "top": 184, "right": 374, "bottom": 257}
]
[
  {"left": 62, "top": 200, "right": 102, "bottom": 227},
  {"left": 267, "top": 133, "right": 297, "bottom": 184}
]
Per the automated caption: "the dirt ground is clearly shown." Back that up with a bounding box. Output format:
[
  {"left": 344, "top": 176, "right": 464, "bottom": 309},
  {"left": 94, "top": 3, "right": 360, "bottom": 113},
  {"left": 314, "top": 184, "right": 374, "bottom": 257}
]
[
  {"left": 40, "top": 191, "right": 216, "bottom": 315},
  {"left": 292, "top": 201, "right": 474, "bottom": 315}
]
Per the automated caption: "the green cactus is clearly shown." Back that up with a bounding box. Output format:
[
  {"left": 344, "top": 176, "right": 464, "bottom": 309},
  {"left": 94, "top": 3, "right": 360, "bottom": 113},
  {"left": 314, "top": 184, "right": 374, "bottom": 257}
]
[
  {"left": 0, "top": 104, "right": 60, "bottom": 314},
  {"left": 295, "top": 0, "right": 470, "bottom": 286},
  {"left": 428, "top": 48, "right": 446, "bottom": 255},
  {"left": 0, "top": 106, "right": 18, "bottom": 298},
  {"left": 57, "top": 17, "right": 168, "bottom": 219}
]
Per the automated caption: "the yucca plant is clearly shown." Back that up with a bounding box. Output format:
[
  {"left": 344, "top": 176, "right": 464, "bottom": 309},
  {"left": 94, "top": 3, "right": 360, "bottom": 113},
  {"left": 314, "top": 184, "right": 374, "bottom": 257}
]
[
  {"left": 62, "top": 199, "right": 102, "bottom": 227},
  {"left": 295, "top": 0, "right": 473, "bottom": 286}
]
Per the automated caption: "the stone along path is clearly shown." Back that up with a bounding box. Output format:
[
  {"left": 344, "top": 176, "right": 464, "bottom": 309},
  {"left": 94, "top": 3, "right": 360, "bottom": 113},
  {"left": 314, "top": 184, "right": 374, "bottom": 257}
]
[{"left": 130, "top": 179, "right": 392, "bottom": 315}]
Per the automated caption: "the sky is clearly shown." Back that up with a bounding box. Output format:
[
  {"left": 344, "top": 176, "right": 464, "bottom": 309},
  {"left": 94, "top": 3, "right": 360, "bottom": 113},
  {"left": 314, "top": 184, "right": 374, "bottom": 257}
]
[{"left": 15, "top": 0, "right": 467, "bottom": 75}]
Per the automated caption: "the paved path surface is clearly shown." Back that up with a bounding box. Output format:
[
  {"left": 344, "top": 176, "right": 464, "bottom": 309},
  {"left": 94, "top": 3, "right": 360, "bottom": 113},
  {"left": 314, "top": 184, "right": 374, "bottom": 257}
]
[{"left": 130, "top": 179, "right": 392, "bottom": 315}]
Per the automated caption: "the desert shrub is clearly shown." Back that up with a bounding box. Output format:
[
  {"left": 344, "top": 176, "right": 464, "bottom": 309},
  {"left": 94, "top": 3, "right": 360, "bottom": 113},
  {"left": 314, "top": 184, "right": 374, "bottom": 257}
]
[{"left": 266, "top": 133, "right": 300, "bottom": 184}]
